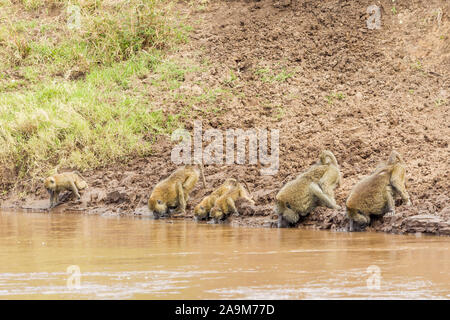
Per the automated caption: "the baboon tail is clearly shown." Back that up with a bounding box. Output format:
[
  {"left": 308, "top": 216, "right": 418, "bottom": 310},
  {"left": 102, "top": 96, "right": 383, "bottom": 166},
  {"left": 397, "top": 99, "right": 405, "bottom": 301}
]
[
  {"left": 241, "top": 180, "right": 253, "bottom": 198},
  {"left": 194, "top": 160, "right": 206, "bottom": 188}
]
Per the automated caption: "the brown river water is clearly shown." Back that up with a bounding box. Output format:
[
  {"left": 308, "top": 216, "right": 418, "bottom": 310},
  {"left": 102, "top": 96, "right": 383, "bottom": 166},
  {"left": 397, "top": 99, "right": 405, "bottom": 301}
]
[{"left": 0, "top": 210, "right": 449, "bottom": 299}]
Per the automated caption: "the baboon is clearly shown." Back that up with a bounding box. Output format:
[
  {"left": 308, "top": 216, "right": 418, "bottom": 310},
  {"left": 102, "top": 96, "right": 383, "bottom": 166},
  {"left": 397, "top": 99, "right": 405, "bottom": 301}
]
[
  {"left": 346, "top": 151, "right": 411, "bottom": 231},
  {"left": 210, "top": 181, "right": 255, "bottom": 222},
  {"left": 194, "top": 178, "right": 238, "bottom": 220},
  {"left": 44, "top": 171, "right": 88, "bottom": 208},
  {"left": 148, "top": 163, "right": 206, "bottom": 218},
  {"left": 275, "top": 150, "right": 341, "bottom": 228}
]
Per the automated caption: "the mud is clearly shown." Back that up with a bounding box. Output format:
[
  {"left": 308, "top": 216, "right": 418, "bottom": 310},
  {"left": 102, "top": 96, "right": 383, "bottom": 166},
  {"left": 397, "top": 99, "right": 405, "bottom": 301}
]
[{"left": 1, "top": 0, "right": 449, "bottom": 235}]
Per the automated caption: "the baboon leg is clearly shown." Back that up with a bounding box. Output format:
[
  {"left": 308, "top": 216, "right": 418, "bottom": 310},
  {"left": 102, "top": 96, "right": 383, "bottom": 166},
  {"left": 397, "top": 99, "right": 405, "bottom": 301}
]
[
  {"left": 54, "top": 191, "right": 61, "bottom": 208},
  {"left": 384, "top": 187, "right": 396, "bottom": 217},
  {"left": 48, "top": 190, "right": 53, "bottom": 208},
  {"left": 176, "top": 182, "right": 186, "bottom": 213},
  {"left": 48, "top": 190, "right": 56, "bottom": 208},
  {"left": 69, "top": 181, "right": 81, "bottom": 199},
  {"left": 182, "top": 175, "right": 198, "bottom": 194},
  {"left": 226, "top": 197, "right": 238, "bottom": 216},
  {"left": 390, "top": 165, "right": 410, "bottom": 204},
  {"left": 310, "top": 182, "right": 340, "bottom": 209},
  {"left": 52, "top": 191, "right": 58, "bottom": 207}
]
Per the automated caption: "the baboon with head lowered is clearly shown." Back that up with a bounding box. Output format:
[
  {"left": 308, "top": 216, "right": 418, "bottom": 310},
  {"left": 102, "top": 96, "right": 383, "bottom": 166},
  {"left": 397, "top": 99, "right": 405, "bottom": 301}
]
[
  {"left": 148, "top": 163, "right": 206, "bottom": 219},
  {"left": 275, "top": 150, "right": 341, "bottom": 228},
  {"left": 44, "top": 171, "right": 88, "bottom": 208},
  {"left": 346, "top": 151, "right": 411, "bottom": 231},
  {"left": 210, "top": 181, "right": 255, "bottom": 222},
  {"left": 194, "top": 178, "right": 238, "bottom": 221}
]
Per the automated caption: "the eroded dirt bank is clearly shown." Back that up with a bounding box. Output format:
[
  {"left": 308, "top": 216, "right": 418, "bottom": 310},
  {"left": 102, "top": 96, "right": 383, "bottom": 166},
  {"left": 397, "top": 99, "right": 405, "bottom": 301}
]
[{"left": 1, "top": 0, "right": 449, "bottom": 235}]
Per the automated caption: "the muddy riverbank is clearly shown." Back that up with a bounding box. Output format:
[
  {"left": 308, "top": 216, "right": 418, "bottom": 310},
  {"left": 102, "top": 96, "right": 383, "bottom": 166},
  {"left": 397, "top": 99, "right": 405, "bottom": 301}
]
[{"left": 1, "top": 150, "right": 449, "bottom": 236}]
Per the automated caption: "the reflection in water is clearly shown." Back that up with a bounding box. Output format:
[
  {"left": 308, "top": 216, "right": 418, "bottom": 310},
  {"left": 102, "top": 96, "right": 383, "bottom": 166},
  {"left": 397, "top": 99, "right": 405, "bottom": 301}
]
[{"left": 0, "top": 211, "right": 449, "bottom": 299}]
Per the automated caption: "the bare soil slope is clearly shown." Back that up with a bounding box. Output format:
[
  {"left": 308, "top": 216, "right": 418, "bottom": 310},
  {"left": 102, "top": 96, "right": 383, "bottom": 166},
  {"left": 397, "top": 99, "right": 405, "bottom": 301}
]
[{"left": 3, "top": 0, "right": 449, "bottom": 235}]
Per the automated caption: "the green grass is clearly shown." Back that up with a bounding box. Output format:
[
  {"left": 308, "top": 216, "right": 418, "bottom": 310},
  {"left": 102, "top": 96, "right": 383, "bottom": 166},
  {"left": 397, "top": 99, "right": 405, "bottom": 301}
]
[
  {"left": 254, "top": 67, "right": 294, "bottom": 83},
  {"left": 434, "top": 98, "right": 447, "bottom": 107},
  {"left": 0, "top": 0, "right": 192, "bottom": 186},
  {"left": 0, "top": 52, "right": 180, "bottom": 179},
  {"left": 325, "top": 92, "right": 346, "bottom": 105}
]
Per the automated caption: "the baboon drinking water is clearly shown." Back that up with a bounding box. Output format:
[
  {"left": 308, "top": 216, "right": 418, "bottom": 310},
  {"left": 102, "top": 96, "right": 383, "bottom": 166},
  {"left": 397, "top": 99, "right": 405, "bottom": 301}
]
[
  {"left": 194, "top": 178, "right": 238, "bottom": 221},
  {"left": 210, "top": 181, "right": 255, "bottom": 222},
  {"left": 346, "top": 151, "right": 411, "bottom": 231},
  {"left": 148, "top": 163, "right": 206, "bottom": 219},
  {"left": 275, "top": 150, "right": 341, "bottom": 228}
]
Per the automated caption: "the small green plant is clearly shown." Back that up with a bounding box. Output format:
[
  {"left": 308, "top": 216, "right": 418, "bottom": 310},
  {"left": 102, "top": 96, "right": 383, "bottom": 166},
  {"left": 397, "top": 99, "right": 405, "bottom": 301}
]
[
  {"left": 273, "top": 69, "right": 294, "bottom": 82},
  {"left": 274, "top": 105, "right": 285, "bottom": 120},
  {"left": 435, "top": 98, "right": 447, "bottom": 107},
  {"left": 255, "top": 67, "right": 293, "bottom": 83},
  {"left": 223, "top": 69, "right": 237, "bottom": 86},
  {"left": 325, "top": 92, "right": 346, "bottom": 104},
  {"left": 411, "top": 60, "right": 423, "bottom": 70},
  {"left": 255, "top": 68, "right": 270, "bottom": 82},
  {"left": 391, "top": 0, "right": 397, "bottom": 14}
]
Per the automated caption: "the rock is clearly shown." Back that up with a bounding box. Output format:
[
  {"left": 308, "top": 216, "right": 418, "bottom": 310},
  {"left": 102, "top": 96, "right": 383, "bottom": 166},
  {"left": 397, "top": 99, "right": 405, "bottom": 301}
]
[
  {"left": 106, "top": 191, "right": 128, "bottom": 204},
  {"left": 402, "top": 214, "right": 450, "bottom": 235}
]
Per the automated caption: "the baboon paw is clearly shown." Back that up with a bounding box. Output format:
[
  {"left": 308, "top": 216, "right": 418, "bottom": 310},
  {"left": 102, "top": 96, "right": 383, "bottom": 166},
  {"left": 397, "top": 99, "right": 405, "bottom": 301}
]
[{"left": 384, "top": 211, "right": 397, "bottom": 217}]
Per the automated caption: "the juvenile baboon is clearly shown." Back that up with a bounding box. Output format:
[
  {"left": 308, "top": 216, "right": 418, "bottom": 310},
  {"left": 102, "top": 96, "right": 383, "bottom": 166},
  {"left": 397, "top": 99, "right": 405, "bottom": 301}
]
[
  {"left": 275, "top": 150, "right": 341, "bottom": 228},
  {"left": 44, "top": 171, "right": 88, "bottom": 208},
  {"left": 148, "top": 163, "right": 206, "bottom": 218},
  {"left": 210, "top": 181, "right": 255, "bottom": 222},
  {"left": 346, "top": 151, "right": 411, "bottom": 231},
  {"left": 194, "top": 178, "right": 238, "bottom": 221}
]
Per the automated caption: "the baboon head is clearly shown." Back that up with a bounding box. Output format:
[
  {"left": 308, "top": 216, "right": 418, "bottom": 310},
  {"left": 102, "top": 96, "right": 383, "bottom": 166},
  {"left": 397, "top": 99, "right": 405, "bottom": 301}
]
[
  {"left": 210, "top": 206, "right": 224, "bottom": 220},
  {"left": 44, "top": 177, "right": 56, "bottom": 192},
  {"left": 194, "top": 204, "right": 208, "bottom": 219},
  {"left": 148, "top": 197, "right": 168, "bottom": 216},
  {"left": 319, "top": 150, "right": 338, "bottom": 166},
  {"left": 387, "top": 150, "right": 404, "bottom": 165},
  {"left": 224, "top": 178, "right": 238, "bottom": 186}
]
